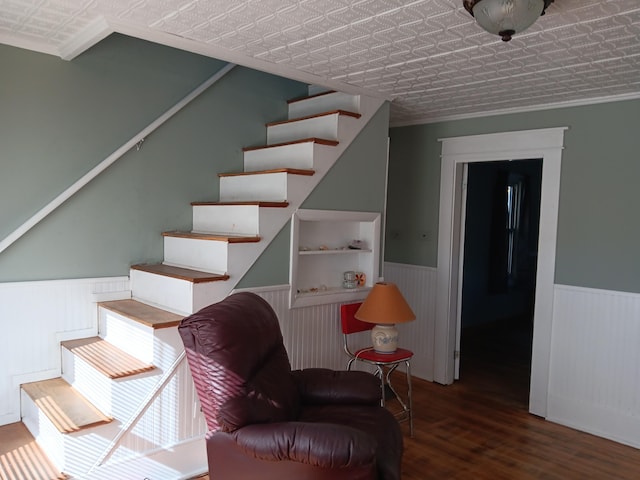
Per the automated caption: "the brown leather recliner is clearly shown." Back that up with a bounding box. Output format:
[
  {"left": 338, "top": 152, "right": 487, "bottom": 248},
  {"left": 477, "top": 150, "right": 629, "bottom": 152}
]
[{"left": 179, "top": 292, "right": 403, "bottom": 480}]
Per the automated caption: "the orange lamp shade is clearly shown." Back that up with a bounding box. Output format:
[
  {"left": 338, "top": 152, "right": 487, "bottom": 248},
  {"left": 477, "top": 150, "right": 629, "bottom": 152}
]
[{"left": 355, "top": 282, "right": 415, "bottom": 325}]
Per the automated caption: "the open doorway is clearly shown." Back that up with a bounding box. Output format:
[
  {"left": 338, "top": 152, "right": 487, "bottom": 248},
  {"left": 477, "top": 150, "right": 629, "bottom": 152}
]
[
  {"left": 435, "top": 128, "right": 566, "bottom": 417},
  {"left": 458, "top": 159, "right": 543, "bottom": 407}
]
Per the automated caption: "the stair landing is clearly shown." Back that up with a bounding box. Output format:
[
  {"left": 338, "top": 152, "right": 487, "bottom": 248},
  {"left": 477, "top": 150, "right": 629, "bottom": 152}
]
[{"left": 21, "top": 378, "right": 112, "bottom": 434}]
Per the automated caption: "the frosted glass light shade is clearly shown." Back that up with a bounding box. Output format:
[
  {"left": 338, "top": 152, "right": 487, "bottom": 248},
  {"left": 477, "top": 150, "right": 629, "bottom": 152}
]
[{"left": 464, "top": 0, "right": 549, "bottom": 41}]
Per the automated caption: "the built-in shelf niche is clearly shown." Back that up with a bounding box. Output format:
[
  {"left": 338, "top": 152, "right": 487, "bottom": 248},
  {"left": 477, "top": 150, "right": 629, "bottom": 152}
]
[{"left": 289, "top": 209, "right": 381, "bottom": 308}]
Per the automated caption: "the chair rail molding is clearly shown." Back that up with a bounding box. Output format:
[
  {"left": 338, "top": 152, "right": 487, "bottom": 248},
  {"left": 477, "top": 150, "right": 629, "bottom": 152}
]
[
  {"left": 435, "top": 127, "right": 567, "bottom": 418},
  {"left": 0, "top": 63, "right": 235, "bottom": 256}
]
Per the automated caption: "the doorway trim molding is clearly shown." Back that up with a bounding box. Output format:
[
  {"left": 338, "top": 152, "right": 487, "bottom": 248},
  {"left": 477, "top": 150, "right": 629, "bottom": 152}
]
[{"left": 435, "top": 127, "right": 567, "bottom": 417}]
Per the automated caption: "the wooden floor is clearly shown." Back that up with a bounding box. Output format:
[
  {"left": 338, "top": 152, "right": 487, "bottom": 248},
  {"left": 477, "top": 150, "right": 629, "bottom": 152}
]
[
  {"left": 3, "top": 317, "right": 640, "bottom": 479},
  {"left": 398, "top": 317, "right": 640, "bottom": 479},
  {"left": 196, "top": 316, "right": 640, "bottom": 479}
]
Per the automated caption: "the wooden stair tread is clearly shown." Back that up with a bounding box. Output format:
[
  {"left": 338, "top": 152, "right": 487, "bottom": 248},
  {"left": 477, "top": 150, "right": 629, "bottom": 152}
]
[
  {"left": 218, "top": 168, "right": 314, "bottom": 178},
  {"left": 162, "top": 231, "right": 261, "bottom": 243},
  {"left": 99, "top": 298, "right": 185, "bottom": 328},
  {"left": 190, "top": 201, "right": 289, "bottom": 208},
  {"left": 266, "top": 109, "right": 361, "bottom": 127},
  {"left": 61, "top": 337, "right": 155, "bottom": 379},
  {"left": 242, "top": 137, "right": 338, "bottom": 152},
  {"left": 21, "top": 378, "right": 111, "bottom": 434},
  {"left": 0, "top": 422, "right": 68, "bottom": 479},
  {"left": 130, "top": 264, "right": 229, "bottom": 286}
]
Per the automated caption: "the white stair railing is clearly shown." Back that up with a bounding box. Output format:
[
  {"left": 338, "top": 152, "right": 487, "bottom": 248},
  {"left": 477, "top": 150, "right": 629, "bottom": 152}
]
[
  {"left": 89, "top": 351, "right": 187, "bottom": 472},
  {"left": 0, "top": 63, "right": 236, "bottom": 256}
]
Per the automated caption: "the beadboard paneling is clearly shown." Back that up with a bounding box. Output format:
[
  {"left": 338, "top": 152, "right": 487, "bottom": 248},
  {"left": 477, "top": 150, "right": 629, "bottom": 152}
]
[
  {"left": 382, "top": 262, "right": 437, "bottom": 381},
  {"left": 548, "top": 285, "right": 640, "bottom": 448},
  {"left": 0, "top": 277, "right": 130, "bottom": 425},
  {"left": 246, "top": 261, "right": 438, "bottom": 380}
]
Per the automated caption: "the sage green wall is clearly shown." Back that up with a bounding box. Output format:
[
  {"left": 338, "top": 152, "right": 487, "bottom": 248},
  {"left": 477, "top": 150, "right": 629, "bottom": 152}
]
[
  {"left": 387, "top": 99, "right": 640, "bottom": 294},
  {"left": 238, "top": 102, "right": 391, "bottom": 288},
  {"left": 0, "top": 35, "right": 307, "bottom": 282}
]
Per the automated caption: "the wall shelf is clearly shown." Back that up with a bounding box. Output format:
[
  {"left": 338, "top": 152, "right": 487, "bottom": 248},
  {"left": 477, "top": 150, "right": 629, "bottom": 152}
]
[{"left": 289, "top": 209, "right": 380, "bottom": 308}]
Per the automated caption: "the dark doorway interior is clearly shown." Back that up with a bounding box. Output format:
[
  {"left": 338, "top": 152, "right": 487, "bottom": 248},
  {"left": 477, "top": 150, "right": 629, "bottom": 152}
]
[{"left": 459, "top": 159, "right": 543, "bottom": 408}]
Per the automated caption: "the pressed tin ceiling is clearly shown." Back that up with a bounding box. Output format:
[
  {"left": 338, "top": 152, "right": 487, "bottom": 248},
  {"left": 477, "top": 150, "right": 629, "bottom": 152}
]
[{"left": 1, "top": 0, "right": 639, "bottom": 125}]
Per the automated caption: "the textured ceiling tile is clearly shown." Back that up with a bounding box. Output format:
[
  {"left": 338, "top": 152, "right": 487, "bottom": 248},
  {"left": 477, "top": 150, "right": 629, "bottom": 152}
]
[{"left": 0, "top": 0, "right": 638, "bottom": 124}]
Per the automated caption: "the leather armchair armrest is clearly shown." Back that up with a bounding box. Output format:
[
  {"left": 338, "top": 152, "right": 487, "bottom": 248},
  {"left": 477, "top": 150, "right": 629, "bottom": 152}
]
[
  {"left": 232, "top": 421, "right": 377, "bottom": 468},
  {"left": 292, "top": 368, "right": 381, "bottom": 405}
]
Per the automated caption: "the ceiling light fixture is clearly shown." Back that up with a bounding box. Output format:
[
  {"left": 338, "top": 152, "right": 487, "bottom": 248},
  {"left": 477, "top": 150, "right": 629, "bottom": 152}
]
[{"left": 463, "top": 0, "right": 554, "bottom": 42}]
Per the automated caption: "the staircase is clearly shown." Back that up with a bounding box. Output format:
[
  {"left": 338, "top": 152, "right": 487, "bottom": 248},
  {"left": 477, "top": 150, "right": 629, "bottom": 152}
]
[{"left": 18, "top": 88, "right": 385, "bottom": 479}]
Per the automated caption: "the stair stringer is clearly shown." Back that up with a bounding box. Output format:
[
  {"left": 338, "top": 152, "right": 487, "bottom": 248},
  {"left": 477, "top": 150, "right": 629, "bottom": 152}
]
[
  {"left": 132, "top": 94, "right": 386, "bottom": 315},
  {"left": 222, "top": 97, "right": 386, "bottom": 296}
]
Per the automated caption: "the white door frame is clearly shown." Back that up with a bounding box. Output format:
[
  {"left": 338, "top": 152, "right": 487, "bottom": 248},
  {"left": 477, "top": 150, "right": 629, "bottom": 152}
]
[{"left": 434, "top": 127, "right": 566, "bottom": 417}]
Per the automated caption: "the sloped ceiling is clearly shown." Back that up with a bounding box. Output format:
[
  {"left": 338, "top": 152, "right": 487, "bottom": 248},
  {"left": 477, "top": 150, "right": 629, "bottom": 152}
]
[{"left": 1, "top": 0, "right": 639, "bottom": 125}]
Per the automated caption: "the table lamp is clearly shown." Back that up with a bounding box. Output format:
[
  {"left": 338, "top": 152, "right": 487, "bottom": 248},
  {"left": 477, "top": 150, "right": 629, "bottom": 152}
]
[{"left": 355, "top": 282, "right": 416, "bottom": 354}]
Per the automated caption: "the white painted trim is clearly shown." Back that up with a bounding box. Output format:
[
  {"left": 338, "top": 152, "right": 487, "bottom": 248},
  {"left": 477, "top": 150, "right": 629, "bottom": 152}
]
[
  {"left": 233, "top": 284, "right": 290, "bottom": 294},
  {"left": 0, "top": 275, "right": 129, "bottom": 289},
  {"left": 435, "top": 127, "right": 566, "bottom": 418},
  {"left": 554, "top": 283, "right": 640, "bottom": 300},
  {"left": 391, "top": 92, "right": 640, "bottom": 127},
  {"left": 384, "top": 261, "right": 437, "bottom": 273},
  {"left": 58, "top": 16, "right": 112, "bottom": 61},
  {"left": 0, "top": 64, "right": 235, "bottom": 257},
  {"left": 0, "top": 33, "right": 60, "bottom": 57}
]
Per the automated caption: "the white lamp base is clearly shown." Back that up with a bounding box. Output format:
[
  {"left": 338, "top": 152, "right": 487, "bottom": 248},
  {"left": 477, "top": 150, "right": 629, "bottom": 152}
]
[{"left": 371, "top": 324, "right": 398, "bottom": 354}]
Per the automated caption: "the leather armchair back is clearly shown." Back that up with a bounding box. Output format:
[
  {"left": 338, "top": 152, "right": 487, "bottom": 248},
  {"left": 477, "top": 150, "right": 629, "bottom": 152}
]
[{"left": 179, "top": 292, "right": 300, "bottom": 432}]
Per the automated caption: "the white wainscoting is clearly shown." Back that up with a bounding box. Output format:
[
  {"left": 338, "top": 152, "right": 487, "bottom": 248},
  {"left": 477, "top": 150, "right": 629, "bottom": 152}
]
[
  {"left": 0, "top": 277, "right": 130, "bottom": 426},
  {"left": 548, "top": 284, "right": 640, "bottom": 448},
  {"left": 3, "top": 273, "right": 638, "bottom": 451},
  {"left": 382, "top": 262, "right": 437, "bottom": 381},
  {"left": 246, "top": 262, "right": 438, "bottom": 381}
]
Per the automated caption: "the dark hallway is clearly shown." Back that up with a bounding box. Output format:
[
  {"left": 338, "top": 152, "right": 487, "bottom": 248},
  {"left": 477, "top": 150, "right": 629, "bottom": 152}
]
[{"left": 458, "top": 159, "right": 543, "bottom": 407}]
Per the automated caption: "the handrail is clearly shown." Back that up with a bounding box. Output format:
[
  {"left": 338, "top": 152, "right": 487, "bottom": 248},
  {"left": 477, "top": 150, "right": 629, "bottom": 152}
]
[
  {"left": 89, "top": 351, "right": 187, "bottom": 471},
  {"left": 0, "top": 62, "right": 236, "bottom": 256}
]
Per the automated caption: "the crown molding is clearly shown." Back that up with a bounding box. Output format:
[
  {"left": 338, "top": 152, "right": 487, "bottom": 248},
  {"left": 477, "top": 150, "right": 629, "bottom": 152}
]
[
  {"left": 58, "top": 16, "right": 112, "bottom": 61},
  {"left": 390, "top": 92, "right": 640, "bottom": 128}
]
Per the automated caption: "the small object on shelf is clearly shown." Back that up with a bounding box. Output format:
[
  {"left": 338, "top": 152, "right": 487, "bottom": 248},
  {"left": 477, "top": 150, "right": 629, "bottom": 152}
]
[
  {"left": 343, "top": 271, "right": 357, "bottom": 288},
  {"left": 349, "top": 239, "right": 365, "bottom": 250},
  {"left": 355, "top": 272, "right": 366, "bottom": 286},
  {"left": 319, "top": 245, "right": 329, "bottom": 250}
]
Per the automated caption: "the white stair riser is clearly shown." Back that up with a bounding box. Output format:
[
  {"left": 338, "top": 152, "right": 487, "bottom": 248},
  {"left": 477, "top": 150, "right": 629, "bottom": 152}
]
[
  {"left": 163, "top": 236, "right": 228, "bottom": 273},
  {"left": 244, "top": 141, "right": 316, "bottom": 171},
  {"left": 74, "top": 436, "right": 207, "bottom": 480},
  {"left": 22, "top": 373, "right": 201, "bottom": 479},
  {"left": 61, "top": 348, "right": 159, "bottom": 419},
  {"left": 267, "top": 114, "right": 350, "bottom": 145},
  {"left": 21, "top": 390, "right": 121, "bottom": 476},
  {"left": 289, "top": 92, "right": 360, "bottom": 119},
  {"left": 192, "top": 204, "right": 259, "bottom": 236},
  {"left": 99, "top": 309, "right": 185, "bottom": 371},
  {"left": 220, "top": 172, "right": 289, "bottom": 202},
  {"left": 130, "top": 268, "right": 230, "bottom": 315},
  {"left": 99, "top": 307, "right": 155, "bottom": 364}
]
